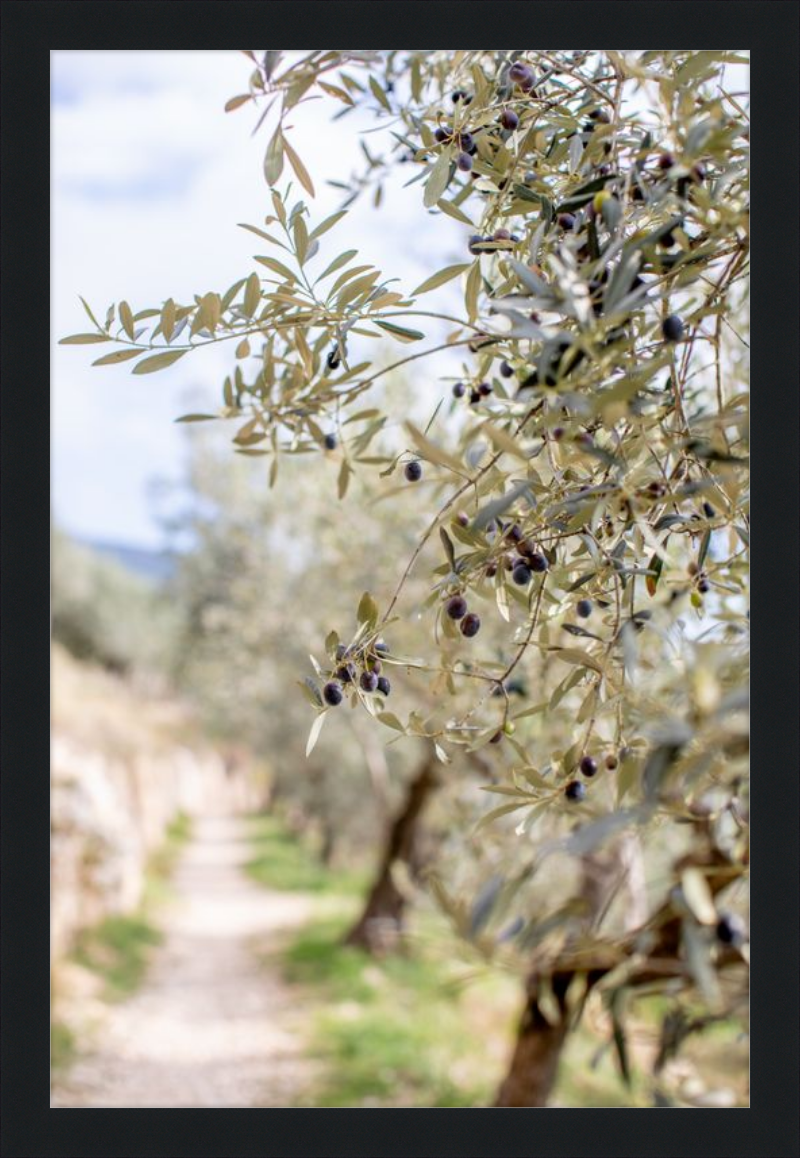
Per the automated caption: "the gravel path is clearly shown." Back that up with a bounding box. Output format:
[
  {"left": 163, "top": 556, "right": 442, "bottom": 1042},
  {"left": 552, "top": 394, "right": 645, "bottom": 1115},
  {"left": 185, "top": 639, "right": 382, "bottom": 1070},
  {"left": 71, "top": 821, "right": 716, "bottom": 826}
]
[{"left": 51, "top": 815, "right": 316, "bottom": 1108}]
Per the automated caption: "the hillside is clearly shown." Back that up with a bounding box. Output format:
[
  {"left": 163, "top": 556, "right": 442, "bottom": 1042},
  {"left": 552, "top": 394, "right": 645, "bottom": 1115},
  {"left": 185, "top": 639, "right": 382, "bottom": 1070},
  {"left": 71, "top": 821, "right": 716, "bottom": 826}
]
[{"left": 76, "top": 537, "right": 176, "bottom": 584}]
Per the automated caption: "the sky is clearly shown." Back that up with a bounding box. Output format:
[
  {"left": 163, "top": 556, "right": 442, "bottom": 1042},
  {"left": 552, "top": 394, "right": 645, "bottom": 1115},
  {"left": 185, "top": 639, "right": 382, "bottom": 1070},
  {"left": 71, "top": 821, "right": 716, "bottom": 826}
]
[{"left": 52, "top": 50, "right": 464, "bottom": 549}]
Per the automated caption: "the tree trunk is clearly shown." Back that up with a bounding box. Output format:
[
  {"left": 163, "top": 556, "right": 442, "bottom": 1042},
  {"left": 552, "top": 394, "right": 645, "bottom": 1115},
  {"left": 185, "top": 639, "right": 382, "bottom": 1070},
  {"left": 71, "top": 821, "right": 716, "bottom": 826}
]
[
  {"left": 494, "top": 840, "right": 638, "bottom": 1107},
  {"left": 319, "top": 822, "right": 336, "bottom": 866},
  {"left": 343, "top": 757, "right": 438, "bottom": 953},
  {"left": 494, "top": 974, "right": 572, "bottom": 1107},
  {"left": 493, "top": 824, "right": 744, "bottom": 1107}
]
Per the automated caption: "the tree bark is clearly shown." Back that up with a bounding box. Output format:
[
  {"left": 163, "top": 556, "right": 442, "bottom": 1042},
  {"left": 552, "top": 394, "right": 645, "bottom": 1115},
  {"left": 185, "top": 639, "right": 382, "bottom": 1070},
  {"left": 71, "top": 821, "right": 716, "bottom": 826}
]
[
  {"left": 343, "top": 757, "right": 438, "bottom": 953},
  {"left": 319, "top": 822, "right": 336, "bottom": 866},
  {"left": 495, "top": 839, "right": 647, "bottom": 1107},
  {"left": 494, "top": 974, "right": 572, "bottom": 1106}
]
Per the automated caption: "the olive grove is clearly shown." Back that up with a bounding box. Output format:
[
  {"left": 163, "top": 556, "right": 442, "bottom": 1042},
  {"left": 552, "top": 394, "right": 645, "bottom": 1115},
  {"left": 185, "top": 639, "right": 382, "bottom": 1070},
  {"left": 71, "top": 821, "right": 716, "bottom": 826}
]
[{"left": 61, "top": 49, "right": 750, "bottom": 1106}]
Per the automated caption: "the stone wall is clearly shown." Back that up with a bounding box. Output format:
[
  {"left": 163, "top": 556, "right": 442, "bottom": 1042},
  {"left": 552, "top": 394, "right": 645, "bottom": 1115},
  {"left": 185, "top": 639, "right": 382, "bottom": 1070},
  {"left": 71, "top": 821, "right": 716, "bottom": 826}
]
[{"left": 50, "top": 649, "right": 266, "bottom": 963}]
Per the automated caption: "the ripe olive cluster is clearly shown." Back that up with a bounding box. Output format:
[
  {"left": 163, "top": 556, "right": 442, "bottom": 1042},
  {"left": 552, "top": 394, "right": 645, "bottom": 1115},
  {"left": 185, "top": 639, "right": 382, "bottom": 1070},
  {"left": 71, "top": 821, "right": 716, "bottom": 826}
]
[
  {"left": 322, "top": 641, "right": 392, "bottom": 708},
  {"left": 422, "top": 82, "right": 705, "bottom": 413},
  {"left": 443, "top": 591, "right": 481, "bottom": 639},
  {"left": 428, "top": 58, "right": 544, "bottom": 175},
  {"left": 500, "top": 522, "right": 550, "bottom": 585},
  {"left": 323, "top": 89, "right": 701, "bottom": 482},
  {"left": 437, "top": 519, "right": 555, "bottom": 650},
  {"left": 563, "top": 750, "right": 620, "bottom": 802},
  {"left": 467, "top": 228, "right": 520, "bottom": 255},
  {"left": 447, "top": 313, "right": 683, "bottom": 428},
  {"left": 451, "top": 378, "right": 494, "bottom": 405},
  {"left": 302, "top": 55, "right": 735, "bottom": 819}
]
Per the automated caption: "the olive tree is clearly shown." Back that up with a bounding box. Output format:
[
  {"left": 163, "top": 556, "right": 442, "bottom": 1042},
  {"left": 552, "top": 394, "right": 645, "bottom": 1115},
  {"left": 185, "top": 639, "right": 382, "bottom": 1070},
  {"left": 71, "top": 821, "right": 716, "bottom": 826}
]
[
  {"left": 62, "top": 49, "right": 749, "bottom": 1106},
  {"left": 156, "top": 419, "right": 446, "bottom": 852},
  {"left": 157, "top": 421, "right": 489, "bottom": 947}
]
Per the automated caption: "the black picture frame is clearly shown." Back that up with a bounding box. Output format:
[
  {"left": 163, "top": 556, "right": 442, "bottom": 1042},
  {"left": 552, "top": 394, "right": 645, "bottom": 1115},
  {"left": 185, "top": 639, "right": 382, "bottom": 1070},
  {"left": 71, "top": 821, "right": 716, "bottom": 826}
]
[{"left": 2, "top": 3, "right": 798, "bottom": 1156}]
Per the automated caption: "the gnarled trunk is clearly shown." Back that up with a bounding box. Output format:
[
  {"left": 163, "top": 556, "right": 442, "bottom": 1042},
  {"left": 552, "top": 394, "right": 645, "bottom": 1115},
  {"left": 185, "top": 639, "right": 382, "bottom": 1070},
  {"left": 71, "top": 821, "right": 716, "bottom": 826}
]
[
  {"left": 493, "top": 826, "right": 743, "bottom": 1107},
  {"left": 344, "top": 757, "right": 437, "bottom": 953},
  {"left": 494, "top": 839, "right": 646, "bottom": 1106},
  {"left": 494, "top": 975, "right": 572, "bottom": 1106}
]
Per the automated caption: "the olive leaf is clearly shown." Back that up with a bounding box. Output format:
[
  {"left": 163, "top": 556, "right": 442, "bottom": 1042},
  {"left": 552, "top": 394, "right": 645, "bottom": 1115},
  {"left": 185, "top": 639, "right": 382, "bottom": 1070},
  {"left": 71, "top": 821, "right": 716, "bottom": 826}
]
[
  {"left": 132, "top": 349, "right": 188, "bottom": 375},
  {"left": 423, "top": 151, "right": 453, "bottom": 209}
]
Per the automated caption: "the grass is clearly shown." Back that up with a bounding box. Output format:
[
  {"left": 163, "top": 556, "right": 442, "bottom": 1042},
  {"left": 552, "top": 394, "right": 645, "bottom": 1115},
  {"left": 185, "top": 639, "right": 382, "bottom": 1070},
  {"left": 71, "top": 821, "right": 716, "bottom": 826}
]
[
  {"left": 50, "top": 1020, "right": 77, "bottom": 1074},
  {"left": 281, "top": 912, "right": 515, "bottom": 1107},
  {"left": 72, "top": 913, "right": 163, "bottom": 1001},
  {"left": 68, "top": 811, "right": 192, "bottom": 1002},
  {"left": 244, "top": 813, "right": 366, "bottom": 895},
  {"left": 250, "top": 814, "right": 749, "bottom": 1109},
  {"left": 145, "top": 810, "right": 193, "bottom": 903},
  {"left": 248, "top": 813, "right": 519, "bottom": 1106},
  {"left": 53, "top": 810, "right": 193, "bottom": 1085},
  {"left": 555, "top": 1018, "right": 650, "bottom": 1107}
]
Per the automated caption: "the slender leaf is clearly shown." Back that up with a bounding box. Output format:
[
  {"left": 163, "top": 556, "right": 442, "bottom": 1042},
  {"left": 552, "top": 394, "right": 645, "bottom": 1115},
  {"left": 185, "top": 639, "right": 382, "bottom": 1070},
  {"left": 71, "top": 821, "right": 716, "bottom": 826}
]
[
  {"left": 132, "top": 348, "right": 188, "bottom": 375},
  {"left": 255, "top": 254, "right": 297, "bottom": 282},
  {"left": 283, "top": 135, "right": 316, "bottom": 198},
  {"left": 119, "top": 301, "right": 135, "bottom": 340},
  {"left": 317, "top": 249, "right": 358, "bottom": 281},
  {"left": 91, "top": 348, "right": 142, "bottom": 366},
  {"left": 357, "top": 591, "right": 379, "bottom": 629},
  {"left": 305, "top": 711, "right": 327, "bottom": 757},
  {"left": 423, "top": 151, "right": 453, "bottom": 209},
  {"left": 225, "top": 94, "right": 252, "bottom": 112},
  {"left": 60, "top": 333, "right": 111, "bottom": 345},
  {"left": 309, "top": 210, "right": 347, "bottom": 241},
  {"left": 412, "top": 263, "right": 470, "bottom": 296},
  {"left": 264, "top": 129, "right": 285, "bottom": 186},
  {"left": 374, "top": 319, "right": 424, "bottom": 343}
]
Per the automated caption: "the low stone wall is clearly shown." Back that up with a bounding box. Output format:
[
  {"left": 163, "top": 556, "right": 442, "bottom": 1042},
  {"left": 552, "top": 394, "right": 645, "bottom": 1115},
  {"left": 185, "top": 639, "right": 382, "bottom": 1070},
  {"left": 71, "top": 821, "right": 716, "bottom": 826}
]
[{"left": 51, "top": 704, "right": 263, "bottom": 968}]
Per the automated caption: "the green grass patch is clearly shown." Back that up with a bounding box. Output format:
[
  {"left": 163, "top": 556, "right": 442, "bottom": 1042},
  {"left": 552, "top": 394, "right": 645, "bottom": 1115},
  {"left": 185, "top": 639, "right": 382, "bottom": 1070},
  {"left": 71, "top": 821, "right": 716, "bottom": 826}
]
[
  {"left": 143, "top": 810, "right": 193, "bottom": 904},
  {"left": 50, "top": 1020, "right": 76, "bottom": 1074},
  {"left": 555, "top": 1024, "right": 647, "bottom": 1107},
  {"left": 68, "top": 811, "right": 192, "bottom": 1001},
  {"left": 248, "top": 815, "right": 516, "bottom": 1107},
  {"left": 72, "top": 913, "right": 162, "bottom": 1001},
  {"left": 284, "top": 912, "right": 506, "bottom": 1107},
  {"left": 244, "top": 813, "right": 366, "bottom": 895}
]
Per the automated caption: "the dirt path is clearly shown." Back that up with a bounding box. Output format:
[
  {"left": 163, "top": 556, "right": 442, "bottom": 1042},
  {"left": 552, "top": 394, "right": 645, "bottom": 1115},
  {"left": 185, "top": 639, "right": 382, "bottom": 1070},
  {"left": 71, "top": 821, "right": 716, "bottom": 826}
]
[{"left": 51, "top": 814, "right": 317, "bottom": 1108}]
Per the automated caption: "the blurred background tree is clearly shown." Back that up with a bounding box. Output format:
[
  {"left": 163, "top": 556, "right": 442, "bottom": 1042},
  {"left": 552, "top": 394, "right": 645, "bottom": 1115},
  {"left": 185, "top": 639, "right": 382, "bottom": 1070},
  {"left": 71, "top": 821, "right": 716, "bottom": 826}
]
[{"left": 52, "top": 527, "right": 180, "bottom": 679}]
